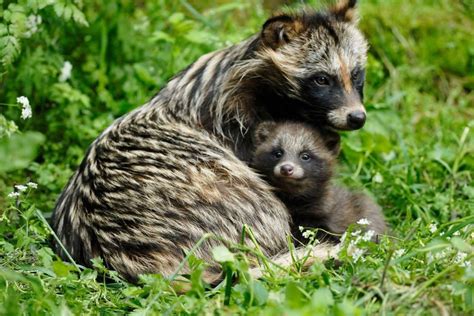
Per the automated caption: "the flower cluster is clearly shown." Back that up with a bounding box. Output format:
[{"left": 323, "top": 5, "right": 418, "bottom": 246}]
[
  {"left": 25, "top": 15, "right": 42, "bottom": 38},
  {"left": 393, "top": 248, "right": 406, "bottom": 258},
  {"left": 17, "top": 96, "right": 32, "bottom": 119},
  {"left": 426, "top": 246, "right": 471, "bottom": 268},
  {"left": 59, "top": 61, "right": 73, "bottom": 82},
  {"left": 7, "top": 182, "right": 38, "bottom": 198},
  {"left": 357, "top": 218, "right": 371, "bottom": 226},
  {"left": 299, "top": 226, "right": 320, "bottom": 245},
  {"left": 338, "top": 227, "right": 377, "bottom": 263},
  {"left": 429, "top": 223, "right": 438, "bottom": 233}
]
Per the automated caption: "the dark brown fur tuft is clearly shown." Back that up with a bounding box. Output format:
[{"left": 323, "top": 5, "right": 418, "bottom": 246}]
[
  {"left": 330, "top": 0, "right": 359, "bottom": 23},
  {"left": 261, "top": 14, "right": 305, "bottom": 49}
]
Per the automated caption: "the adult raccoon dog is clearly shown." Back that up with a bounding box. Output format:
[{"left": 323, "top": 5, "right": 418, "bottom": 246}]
[
  {"left": 52, "top": 0, "right": 368, "bottom": 282},
  {"left": 251, "top": 121, "right": 387, "bottom": 243}
]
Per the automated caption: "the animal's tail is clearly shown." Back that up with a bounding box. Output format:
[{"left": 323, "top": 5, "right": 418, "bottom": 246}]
[{"left": 249, "top": 243, "right": 338, "bottom": 279}]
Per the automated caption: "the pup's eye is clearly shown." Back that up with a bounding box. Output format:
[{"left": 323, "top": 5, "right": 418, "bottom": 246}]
[
  {"left": 273, "top": 150, "right": 283, "bottom": 159},
  {"left": 315, "top": 76, "right": 330, "bottom": 86},
  {"left": 300, "top": 153, "right": 311, "bottom": 161}
]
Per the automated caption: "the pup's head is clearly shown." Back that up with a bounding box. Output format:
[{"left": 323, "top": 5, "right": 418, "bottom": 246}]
[
  {"left": 257, "top": 0, "right": 368, "bottom": 130},
  {"left": 251, "top": 121, "right": 340, "bottom": 197}
]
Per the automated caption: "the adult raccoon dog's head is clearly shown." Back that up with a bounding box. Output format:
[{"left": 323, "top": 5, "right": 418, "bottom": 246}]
[
  {"left": 251, "top": 121, "right": 340, "bottom": 197},
  {"left": 255, "top": 0, "right": 368, "bottom": 130}
]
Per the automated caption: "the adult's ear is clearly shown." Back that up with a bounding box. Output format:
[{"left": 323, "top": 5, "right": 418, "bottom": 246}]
[
  {"left": 254, "top": 121, "right": 277, "bottom": 145},
  {"left": 330, "top": 0, "right": 359, "bottom": 24},
  {"left": 261, "top": 14, "right": 304, "bottom": 50}
]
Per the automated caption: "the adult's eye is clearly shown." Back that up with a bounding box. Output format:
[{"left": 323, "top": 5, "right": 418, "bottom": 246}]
[
  {"left": 273, "top": 150, "right": 283, "bottom": 159},
  {"left": 351, "top": 69, "right": 364, "bottom": 82},
  {"left": 351, "top": 71, "right": 360, "bottom": 81},
  {"left": 300, "top": 153, "right": 311, "bottom": 161},
  {"left": 315, "top": 76, "right": 330, "bottom": 86}
]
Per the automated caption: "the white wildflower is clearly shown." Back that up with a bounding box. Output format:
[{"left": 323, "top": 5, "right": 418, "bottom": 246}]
[
  {"left": 429, "top": 223, "right": 438, "bottom": 233},
  {"left": 352, "top": 248, "right": 365, "bottom": 262},
  {"left": 427, "top": 248, "right": 450, "bottom": 264},
  {"left": 268, "top": 291, "right": 284, "bottom": 304},
  {"left": 27, "top": 182, "right": 38, "bottom": 189},
  {"left": 435, "top": 249, "right": 449, "bottom": 260},
  {"left": 382, "top": 151, "right": 396, "bottom": 162},
  {"left": 17, "top": 96, "right": 32, "bottom": 119},
  {"left": 454, "top": 252, "right": 466, "bottom": 262},
  {"left": 8, "top": 191, "right": 20, "bottom": 198},
  {"left": 24, "top": 15, "right": 42, "bottom": 38},
  {"left": 362, "top": 230, "right": 375, "bottom": 242},
  {"left": 453, "top": 231, "right": 461, "bottom": 236},
  {"left": 59, "top": 61, "right": 73, "bottom": 82},
  {"left": 298, "top": 226, "right": 305, "bottom": 232},
  {"left": 302, "top": 229, "right": 315, "bottom": 240},
  {"left": 460, "top": 261, "right": 471, "bottom": 268},
  {"left": 373, "top": 172, "right": 384, "bottom": 184},
  {"left": 357, "top": 218, "right": 371, "bottom": 226},
  {"left": 352, "top": 230, "right": 362, "bottom": 237},
  {"left": 394, "top": 249, "right": 405, "bottom": 258},
  {"left": 339, "top": 232, "right": 348, "bottom": 245},
  {"left": 14, "top": 184, "right": 28, "bottom": 192},
  {"left": 427, "top": 252, "right": 434, "bottom": 264}
]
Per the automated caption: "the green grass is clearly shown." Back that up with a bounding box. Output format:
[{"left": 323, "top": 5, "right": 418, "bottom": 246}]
[{"left": 0, "top": 0, "right": 473, "bottom": 314}]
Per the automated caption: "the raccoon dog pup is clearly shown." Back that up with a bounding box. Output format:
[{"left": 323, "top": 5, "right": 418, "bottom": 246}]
[
  {"left": 52, "top": 0, "right": 368, "bottom": 282},
  {"left": 252, "top": 121, "right": 387, "bottom": 243}
]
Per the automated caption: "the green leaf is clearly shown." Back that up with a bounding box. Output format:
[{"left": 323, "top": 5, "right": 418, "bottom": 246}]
[
  {"left": 71, "top": 6, "right": 89, "bottom": 26},
  {"left": 334, "top": 300, "right": 362, "bottom": 316},
  {"left": 184, "top": 30, "right": 214, "bottom": 44},
  {"left": 1, "top": 34, "right": 20, "bottom": 66},
  {"left": 168, "top": 12, "right": 185, "bottom": 25},
  {"left": 151, "top": 30, "right": 174, "bottom": 43},
  {"left": 0, "top": 241, "right": 14, "bottom": 252},
  {"left": 212, "top": 245, "right": 235, "bottom": 263},
  {"left": 53, "top": 3, "right": 66, "bottom": 18},
  {"left": 0, "top": 114, "right": 19, "bottom": 138},
  {"left": 0, "top": 131, "right": 45, "bottom": 172},
  {"left": 133, "top": 64, "right": 157, "bottom": 85},
  {"left": 312, "top": 287, "right": 334, "bottom": 307},
  {"left": 37, "top": 247, "right": 54, "bottom": 269},
  {"left": 52, "top": 260, "right": 75, "bottom": 277},
  {"left": 252, "top": 281, "right": 268, "bottom": 306},
  {"left": 450, "top": 237, "right": 472, "bottom": 253},
  {"left": 285, "top": 282, "right": 304, "bottom": 308}
]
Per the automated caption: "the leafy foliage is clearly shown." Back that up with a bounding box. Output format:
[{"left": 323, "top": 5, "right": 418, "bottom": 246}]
[{"left": 0, "top": 0, "right": 473, "bottom": 314}]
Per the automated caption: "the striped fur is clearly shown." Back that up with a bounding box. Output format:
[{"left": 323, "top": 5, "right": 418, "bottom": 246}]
[{"left": 52, "top": 1, "right": 367, "bottom": 282}]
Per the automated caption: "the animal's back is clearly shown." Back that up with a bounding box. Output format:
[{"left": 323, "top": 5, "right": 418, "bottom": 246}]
[{"left": 52, "top": 108, "right": 290, "bottom": 281}]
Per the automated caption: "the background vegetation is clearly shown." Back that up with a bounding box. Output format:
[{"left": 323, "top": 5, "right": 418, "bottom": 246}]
[{"left": 0, "top": 0, "right": 473, "bottom": 314}]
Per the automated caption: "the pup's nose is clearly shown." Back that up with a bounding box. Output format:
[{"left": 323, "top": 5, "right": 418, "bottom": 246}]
[
  {"left": 347, "top": 111, "right": 366, "bottom": 129},
  {"left": 280, "top": 164, "right": 294, "bottom": 176}
]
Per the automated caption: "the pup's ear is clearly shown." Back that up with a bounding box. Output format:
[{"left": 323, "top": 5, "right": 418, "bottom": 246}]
[
  {"left": 254, "top": 121, "right": 277, "bottom": 145},
  {"left": 330, "top": 0, "right": 359, "bottom": 24},
  {"left": 261, "top": 14, "right": 304, "bottom": 49},
  {"left": 323, "top": 130, "right": 341, "bottom": 156}
]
